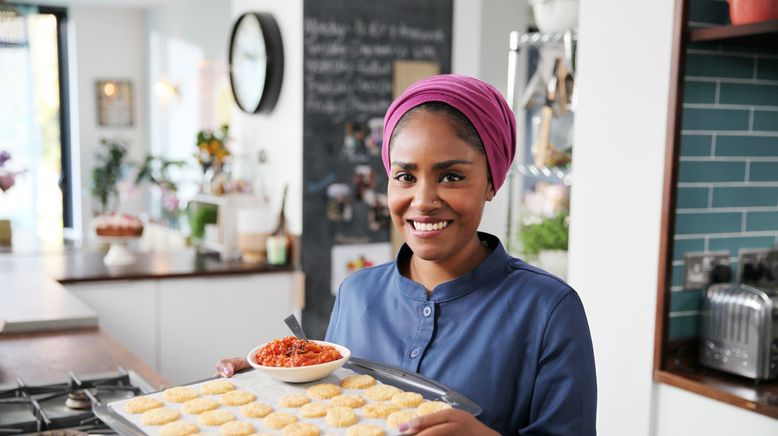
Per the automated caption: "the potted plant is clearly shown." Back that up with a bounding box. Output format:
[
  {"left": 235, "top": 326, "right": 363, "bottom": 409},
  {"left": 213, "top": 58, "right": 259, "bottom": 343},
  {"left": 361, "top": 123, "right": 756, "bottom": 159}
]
[
  {"left": 135, "top": 155, "right": 185, "bottom": 227},
  {"left": 518, "top": 212, "right": 569, "bottom": 279},
  {"left": 90, "top": 139, "right": 128, "bottom": 213},
  {"left": 195, "top": 124, "right": 231, "bottom": 195}
]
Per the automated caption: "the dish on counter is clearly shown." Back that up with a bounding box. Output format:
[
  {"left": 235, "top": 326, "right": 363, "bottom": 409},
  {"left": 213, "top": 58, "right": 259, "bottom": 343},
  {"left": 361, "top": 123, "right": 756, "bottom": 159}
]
[
  {"left": 94, "top": 212, "right": 144, "bottom": 237},
  {"left": 247, "top": 337, "right": 350, "bottom": 383}
]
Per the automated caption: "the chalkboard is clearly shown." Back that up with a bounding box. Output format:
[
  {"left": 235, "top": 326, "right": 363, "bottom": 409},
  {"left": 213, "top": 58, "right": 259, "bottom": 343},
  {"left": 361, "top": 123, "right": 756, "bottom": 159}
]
[{"left": 302, "top": 0, "right": 453, "bottom": 338}]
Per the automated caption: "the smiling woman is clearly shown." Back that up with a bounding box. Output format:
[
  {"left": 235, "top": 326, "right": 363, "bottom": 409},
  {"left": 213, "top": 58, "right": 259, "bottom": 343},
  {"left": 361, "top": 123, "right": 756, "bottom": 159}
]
[{"left": 218, "top": 75, "right": 597, "bottom": 435}]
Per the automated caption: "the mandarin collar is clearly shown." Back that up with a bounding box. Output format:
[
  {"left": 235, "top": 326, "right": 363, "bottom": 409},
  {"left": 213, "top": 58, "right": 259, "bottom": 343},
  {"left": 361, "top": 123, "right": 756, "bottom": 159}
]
[{"left": 391, "top": 232, "right": 511, "bottom": 302}]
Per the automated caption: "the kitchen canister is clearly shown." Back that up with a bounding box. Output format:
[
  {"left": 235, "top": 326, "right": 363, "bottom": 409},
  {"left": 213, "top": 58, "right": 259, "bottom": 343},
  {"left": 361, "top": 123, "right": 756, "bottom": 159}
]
[
  {"left": 236, "top": 208, "right": 276, "bottom": 264},
  {"left": 727, "top": 0, "right": 778, "bottom": 25}
]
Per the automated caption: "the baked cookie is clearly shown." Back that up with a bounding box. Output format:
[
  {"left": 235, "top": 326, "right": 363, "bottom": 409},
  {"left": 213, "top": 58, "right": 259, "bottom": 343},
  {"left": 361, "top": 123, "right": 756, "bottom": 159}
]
[
  {"left": 199, "top": 409, "right": 236, "bottom": 426},
  {"left": 365, "top": 385, "right": 402, "bottom": 401},
  {"left": 125, "top": 396, "right": 163, "bottom": 414},
  {"left": 163, "top": 386, "right": 199, "bottom": 403},
  {"left": 345, "top": 424, "right": 385, "bottom": 436},
  {"left": 417, "top": 401, "right": 453, "bottom": 416},
  {"left": 325, "top": 406, "right": 358, "bottom": 427},
  {"left": 306, "top": 383, "right": 342, "bottom": 399},
  {"left": 219, "top": 420, "right": 255, "bottom": 436},
  {"left": 240, "top": 401, "right": 274, "bottom": 418},
  {"left": 142, "top": 408, "right": 181, "bottom": 426},
  {"left": 340, "top": 374, "right": 376, "bottom": 390},
  {"left": 299, "top": 402, "right": 332, "bottom": 418},
  {"left": 386, "top": 410, "right": 417, "bottom": 429},
  {"left": 281, "top": 422, "right": 320, "bottom": 436},
  {"left": 159, "top": 421, "right": 199, "bottom": 436},
  {"left": 361, "top": 402, "right": 400, "bottom": 419},
  {"left": 201, "top": 379, "right": 236, "bottom": 395},
  {"left": 182, "top": 397, "right": 219, "bottom": 414},
  {"left": 219, "top": 390, "right": 256, "bottom": 406},
  {"left": 391, "top": 392, "right": 424, "bottom": 408},
  {"left": 330, "top": 394, "right": 366, "bottom": 408},
  {"left": 279, "top": 393, "right": 310, "bottom": 407},
  {"left": 263, "top": 411, "right": 298, "bottom": 429}
]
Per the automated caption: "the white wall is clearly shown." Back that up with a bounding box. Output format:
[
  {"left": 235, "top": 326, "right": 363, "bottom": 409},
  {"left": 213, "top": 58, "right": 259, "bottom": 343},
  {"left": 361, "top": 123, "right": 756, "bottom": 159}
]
[
  {"left": 230, "top": 0, "right": 303, "bottom": 235},
  {"left": 69, "top": 6, "right": 148, "bottom": 236},
  {"left": 569, "top": 0, "right": 778, "bottom": 435}
]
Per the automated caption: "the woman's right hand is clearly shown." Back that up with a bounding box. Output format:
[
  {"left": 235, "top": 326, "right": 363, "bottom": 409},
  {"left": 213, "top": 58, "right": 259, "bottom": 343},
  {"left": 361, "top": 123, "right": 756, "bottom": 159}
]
[{"left": 216, "top": 357, "right": 250, "bottom": 378}]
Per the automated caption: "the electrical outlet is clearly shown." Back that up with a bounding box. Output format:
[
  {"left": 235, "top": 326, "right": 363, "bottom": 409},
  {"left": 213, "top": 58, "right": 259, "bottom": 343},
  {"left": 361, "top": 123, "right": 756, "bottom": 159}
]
[
  {"left": 739, "top": 249, "right": 778, "bottom": 283},
  {"left": 682, "top": 251, "right": 730, "bottom": 290}
]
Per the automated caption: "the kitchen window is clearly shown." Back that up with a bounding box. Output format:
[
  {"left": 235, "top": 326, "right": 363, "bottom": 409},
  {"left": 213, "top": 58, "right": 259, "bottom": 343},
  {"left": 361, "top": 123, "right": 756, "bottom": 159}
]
[{"left": 0, "top": 4, "right": 73, "bottom": 249}]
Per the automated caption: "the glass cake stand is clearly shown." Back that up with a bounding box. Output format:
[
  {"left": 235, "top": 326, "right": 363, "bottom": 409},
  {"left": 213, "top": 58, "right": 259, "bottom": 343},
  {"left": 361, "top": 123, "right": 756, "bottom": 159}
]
[{"left": 95, "top": 235, "right": 141, "bottom": 266}]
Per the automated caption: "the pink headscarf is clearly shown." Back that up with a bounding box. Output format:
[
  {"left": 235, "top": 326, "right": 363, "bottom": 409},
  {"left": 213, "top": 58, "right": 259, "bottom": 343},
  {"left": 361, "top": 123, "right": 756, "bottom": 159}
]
[{"left": 382, "top": 74, "right": 516, "bottom": 192}]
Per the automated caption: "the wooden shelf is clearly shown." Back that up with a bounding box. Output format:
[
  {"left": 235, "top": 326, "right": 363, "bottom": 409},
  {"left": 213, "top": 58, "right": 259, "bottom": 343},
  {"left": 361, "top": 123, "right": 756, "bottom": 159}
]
[
  {"left": 655, "top": 368, "right": 778, "bottom": 420},
  {"left": 689, "top": 19, "right": 778, "bottom": 47}
]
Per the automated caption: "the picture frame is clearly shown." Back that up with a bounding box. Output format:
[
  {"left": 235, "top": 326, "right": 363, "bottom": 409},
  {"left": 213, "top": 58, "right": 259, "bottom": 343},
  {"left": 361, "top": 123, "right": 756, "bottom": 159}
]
[{"left": 95, "top": 80, "right": 133, "bottom": 127}]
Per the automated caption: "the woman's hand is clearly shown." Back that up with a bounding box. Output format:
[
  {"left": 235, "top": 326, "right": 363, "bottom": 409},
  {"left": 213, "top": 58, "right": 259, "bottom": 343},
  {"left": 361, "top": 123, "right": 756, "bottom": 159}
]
[
  {"left": 400, "top": 409, "right": 499, "bottom": 436},
  {"left": 215, "top": 357, "right": 250, "bottom": 378}
]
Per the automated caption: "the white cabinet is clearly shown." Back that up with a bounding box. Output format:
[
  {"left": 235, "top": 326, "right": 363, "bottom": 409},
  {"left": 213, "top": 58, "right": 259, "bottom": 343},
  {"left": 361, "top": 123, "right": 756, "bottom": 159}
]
[
  {"left": 65, "top": 272, "right": 302, "bottom": 385},
  {"left": 65, "top": 280, "right": 159, "bottom": 369},
  {"left": 157, "top": 273, "right": 301, "bottom": 384}
]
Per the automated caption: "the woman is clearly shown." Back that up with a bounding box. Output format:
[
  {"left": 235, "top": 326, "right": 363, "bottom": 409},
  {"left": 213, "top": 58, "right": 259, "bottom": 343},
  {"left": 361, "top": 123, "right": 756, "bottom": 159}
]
[{"left": 218, "top": 75, "right": 597, "bottom": 435}]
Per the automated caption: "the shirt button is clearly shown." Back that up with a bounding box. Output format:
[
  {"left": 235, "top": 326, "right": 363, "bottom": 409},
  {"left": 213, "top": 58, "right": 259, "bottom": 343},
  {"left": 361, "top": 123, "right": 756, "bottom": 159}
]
[
  {"left": 410, "top": 347, "right": 420, "bottom": 358},
  {"left": 423, "top": 306, "right": 432, "bottom": 317}
]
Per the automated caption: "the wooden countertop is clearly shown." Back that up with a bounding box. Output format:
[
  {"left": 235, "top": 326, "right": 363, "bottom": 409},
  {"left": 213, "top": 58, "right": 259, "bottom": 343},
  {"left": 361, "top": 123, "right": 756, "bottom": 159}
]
[{"left": 0, "top": 327, "right": 168, "bottom": 389}]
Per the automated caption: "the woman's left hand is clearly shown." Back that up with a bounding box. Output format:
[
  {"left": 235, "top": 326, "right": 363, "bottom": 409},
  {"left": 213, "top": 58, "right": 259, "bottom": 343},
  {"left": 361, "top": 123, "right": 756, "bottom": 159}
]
[{"left": 399, "top": 409, "right": 499, "bottom": 436}]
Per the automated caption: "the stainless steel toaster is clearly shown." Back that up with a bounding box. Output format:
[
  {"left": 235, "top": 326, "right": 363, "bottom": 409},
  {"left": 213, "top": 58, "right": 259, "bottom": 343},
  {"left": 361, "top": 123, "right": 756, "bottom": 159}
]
[{"left": 699, "top": 282, "right": 778, "bottom": 380}]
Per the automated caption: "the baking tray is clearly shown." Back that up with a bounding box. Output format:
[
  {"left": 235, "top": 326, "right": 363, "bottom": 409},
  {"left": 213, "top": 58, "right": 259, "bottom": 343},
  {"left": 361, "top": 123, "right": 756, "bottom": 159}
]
[{"left": 95, "top": 358, "right": 481, "bottom": 435}]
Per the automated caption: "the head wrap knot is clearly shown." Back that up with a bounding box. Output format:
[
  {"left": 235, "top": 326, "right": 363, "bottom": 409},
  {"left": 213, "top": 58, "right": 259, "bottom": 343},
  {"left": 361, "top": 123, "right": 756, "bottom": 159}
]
[{"left": 382, "top": 74, "right": 516, "bottom": 192}]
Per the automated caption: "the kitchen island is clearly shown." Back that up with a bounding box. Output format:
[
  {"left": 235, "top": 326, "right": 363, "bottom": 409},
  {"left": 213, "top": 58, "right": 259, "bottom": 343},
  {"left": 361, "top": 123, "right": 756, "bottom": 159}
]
[{"left": 1, "top": 248, "right": 303, "bottom": 384}]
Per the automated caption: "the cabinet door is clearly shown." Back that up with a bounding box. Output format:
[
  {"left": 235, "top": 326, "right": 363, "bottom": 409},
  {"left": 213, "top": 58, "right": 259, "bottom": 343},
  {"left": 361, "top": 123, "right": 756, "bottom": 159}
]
[
  {"left": 158, "top": 273, "right": 299, "bottom": 384},
  {"left": 65, "top": 280, "right": 158, "bottom": 370}
]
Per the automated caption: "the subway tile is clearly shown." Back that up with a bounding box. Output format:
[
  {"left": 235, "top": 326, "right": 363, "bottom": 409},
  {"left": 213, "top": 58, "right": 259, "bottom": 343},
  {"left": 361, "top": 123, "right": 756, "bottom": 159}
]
[
  {"left": 668, "top": 315, "right": 700, "bottom": 341},
  {"left": 749, "top": 162, "right": 778, "bottom": 181},
  {"left": 688, "top": 0, "right": 730, "bottom": 25},
  {"left": 675, "top": 211, "right": 742, "bottom": 234},
  {"left": 670, "top": 289, "right": 703, "bottom": 312},
  {"left": 680, "top": 134, "right": 712, "bottom": 156},
  {"left": 708, "top": 235, "right": 777, "bottom": 256},
  {"left": 719, "top": 83, "right": 778, "bottom": 106},
  {"left": 753, "top": 111, "right": 778, "bottom": 132},
  {"left": 684, "top": 80, "right": 717, "bottom": 104},
  {"left": 677, "top": 187, "right": 709, "bottom": 209},
  {"left": 678, "top": 161, "right": 746, "bottom": 183},
  {"left": 712, "top": 187, "right": 778, "bottom": 207},
  {"left": 716, "top": 135, "right": 778, "bottom": 156},
  {"left": 756, "top": 58, "right": 778, "bottom": 81},
  {"left": 673, "top": 238, "right": 706, "bottom": 261},
  {"left": 746, "top": 211, "right": 778, "bottom": 231},
  {"left": 682, "top": 108, "right": 750, "bottom": 131},
  {"left": 685, "top": 53, "right": 754, "bottom": 79},
  {"left": 672, "top": 264, "right": 684, "bottom": 287}
]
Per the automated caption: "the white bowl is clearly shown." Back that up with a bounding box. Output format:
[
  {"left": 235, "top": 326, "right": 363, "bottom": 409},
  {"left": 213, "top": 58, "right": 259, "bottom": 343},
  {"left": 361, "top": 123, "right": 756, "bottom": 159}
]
[
  {"left": 247, "top": 340, "right": 351, "bottom": 383},
  {"left": 530, "top": 0, "right": 579, "bottom": 33}
]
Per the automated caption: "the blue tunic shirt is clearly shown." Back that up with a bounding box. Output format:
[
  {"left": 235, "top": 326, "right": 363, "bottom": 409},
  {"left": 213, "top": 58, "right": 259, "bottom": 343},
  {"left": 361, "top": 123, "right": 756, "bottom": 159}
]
[{"left": 325, "top": 233, "right": 596, "bottom": 435}]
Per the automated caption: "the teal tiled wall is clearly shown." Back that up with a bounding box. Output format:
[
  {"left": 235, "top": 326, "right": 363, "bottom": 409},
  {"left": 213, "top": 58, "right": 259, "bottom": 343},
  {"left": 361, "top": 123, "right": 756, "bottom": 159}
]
[{"left": 669, "top": 0, "right": 778, "bottom": 340}]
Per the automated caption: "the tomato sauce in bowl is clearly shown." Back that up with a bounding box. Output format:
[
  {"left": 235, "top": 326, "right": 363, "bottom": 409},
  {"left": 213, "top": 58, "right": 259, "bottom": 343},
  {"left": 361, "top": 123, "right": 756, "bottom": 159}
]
[{"left": 255, "top": 336, "right": 343, "bottom": 367}]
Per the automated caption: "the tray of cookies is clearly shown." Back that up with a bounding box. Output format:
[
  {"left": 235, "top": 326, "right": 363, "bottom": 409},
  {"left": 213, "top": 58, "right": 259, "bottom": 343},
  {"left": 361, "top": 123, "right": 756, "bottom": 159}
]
[{"left": 96, "top": 360, "right": 481, "bottom": 436}]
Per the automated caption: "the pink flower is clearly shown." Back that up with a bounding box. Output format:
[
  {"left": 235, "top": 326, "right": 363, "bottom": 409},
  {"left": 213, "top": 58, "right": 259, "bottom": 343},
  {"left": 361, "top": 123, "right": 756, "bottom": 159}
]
[
  {"left": 162, "top": 191, "right": 180, "bottom": 213},
  {"left": 0, "top": 173, "right": 15, "bottom": 192}
]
